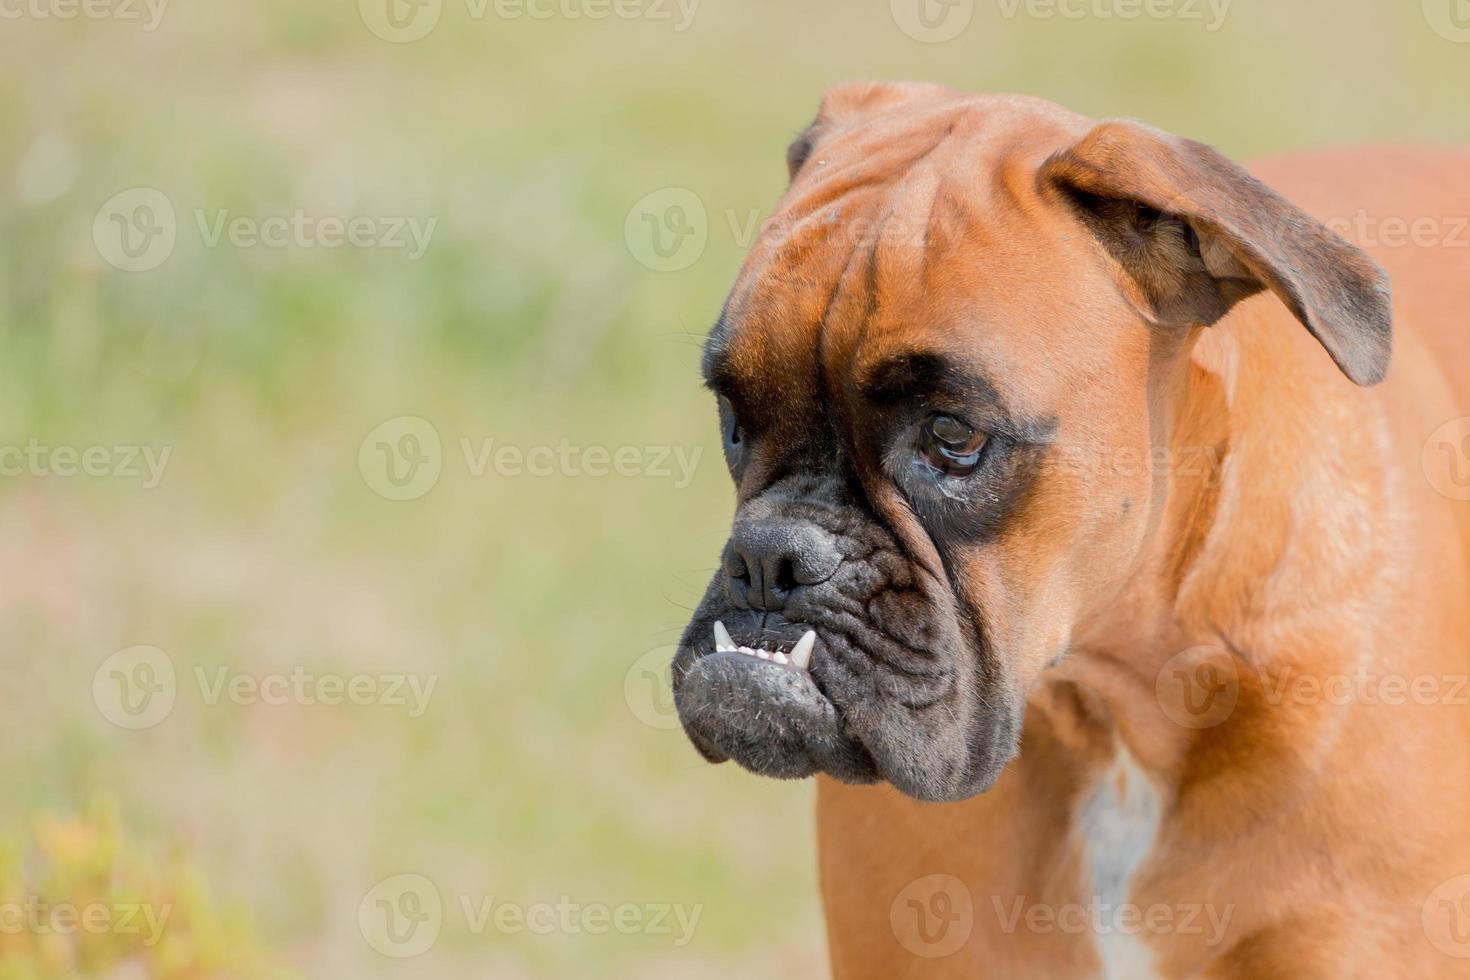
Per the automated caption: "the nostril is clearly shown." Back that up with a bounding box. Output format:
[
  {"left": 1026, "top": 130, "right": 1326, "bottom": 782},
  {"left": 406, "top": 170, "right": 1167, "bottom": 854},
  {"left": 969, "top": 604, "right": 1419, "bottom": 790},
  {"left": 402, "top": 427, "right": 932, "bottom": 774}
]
[
  {"left": 773, "top": 559, "right": 798, "bottom": 595},
  {"left": 723, "top": 546, "right": 750, "bottom": 583}
]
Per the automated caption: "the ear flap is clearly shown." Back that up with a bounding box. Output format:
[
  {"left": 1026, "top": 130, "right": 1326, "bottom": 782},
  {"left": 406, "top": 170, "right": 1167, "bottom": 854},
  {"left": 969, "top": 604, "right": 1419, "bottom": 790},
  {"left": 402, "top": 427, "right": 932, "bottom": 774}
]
[{"left": 1042, "top": 120, "right": 1393, "bottom": 386}]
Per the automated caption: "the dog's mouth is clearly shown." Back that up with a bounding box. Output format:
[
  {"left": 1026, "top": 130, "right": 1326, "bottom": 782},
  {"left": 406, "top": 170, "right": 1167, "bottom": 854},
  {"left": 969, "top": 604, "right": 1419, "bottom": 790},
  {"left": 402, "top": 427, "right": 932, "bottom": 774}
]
[
  {"left": 671, "top": 614, "right": 881, "bottom": 787},
  {"left": 711, "top": 620, "right": 817, "bottom": 671},
  {"left": 672, "top": 588, "right": 1022, "bottom": 802}
]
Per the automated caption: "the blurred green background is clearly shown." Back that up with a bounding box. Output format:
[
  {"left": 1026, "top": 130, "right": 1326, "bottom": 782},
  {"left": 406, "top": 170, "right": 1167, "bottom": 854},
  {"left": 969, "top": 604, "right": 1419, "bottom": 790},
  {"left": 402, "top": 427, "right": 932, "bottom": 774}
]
[{"left": 0, "top": 0, "right": 1466, "bottom": 975}]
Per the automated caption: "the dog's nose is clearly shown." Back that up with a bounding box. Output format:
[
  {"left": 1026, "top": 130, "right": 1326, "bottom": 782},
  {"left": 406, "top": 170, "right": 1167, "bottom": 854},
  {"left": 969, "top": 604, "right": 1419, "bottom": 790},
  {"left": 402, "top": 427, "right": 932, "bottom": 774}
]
[{"left": 724, "top": 519, "right": 842, "bottom": 611}]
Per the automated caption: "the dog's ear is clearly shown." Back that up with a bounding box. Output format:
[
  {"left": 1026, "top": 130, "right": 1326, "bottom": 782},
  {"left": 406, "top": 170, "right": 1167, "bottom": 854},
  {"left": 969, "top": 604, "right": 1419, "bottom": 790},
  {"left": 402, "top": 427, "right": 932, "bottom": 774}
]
[{"left": 1042, "top": 120, "right": 1392, "bottom": 386}]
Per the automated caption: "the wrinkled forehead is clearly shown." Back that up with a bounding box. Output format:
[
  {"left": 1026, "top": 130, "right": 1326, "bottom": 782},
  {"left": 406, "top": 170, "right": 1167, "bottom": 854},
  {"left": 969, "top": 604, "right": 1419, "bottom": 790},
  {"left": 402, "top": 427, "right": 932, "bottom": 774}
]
[{"left": 705, "top": 96, "right": 1095, "bottom": 443}]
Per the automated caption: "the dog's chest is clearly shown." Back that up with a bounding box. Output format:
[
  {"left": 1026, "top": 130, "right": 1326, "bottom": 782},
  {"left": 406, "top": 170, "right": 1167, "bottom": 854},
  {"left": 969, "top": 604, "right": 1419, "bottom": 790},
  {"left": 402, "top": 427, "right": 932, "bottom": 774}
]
[{"left": 1076, "top": 745, "right": 1164, "bottom": 980}]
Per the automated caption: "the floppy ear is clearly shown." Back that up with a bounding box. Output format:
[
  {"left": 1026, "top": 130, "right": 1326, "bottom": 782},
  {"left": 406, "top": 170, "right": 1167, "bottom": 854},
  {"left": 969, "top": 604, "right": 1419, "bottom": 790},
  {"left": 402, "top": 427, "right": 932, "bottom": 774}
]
[{"left": 1042, "top": 120, "right": 1393, "bottom": 386}]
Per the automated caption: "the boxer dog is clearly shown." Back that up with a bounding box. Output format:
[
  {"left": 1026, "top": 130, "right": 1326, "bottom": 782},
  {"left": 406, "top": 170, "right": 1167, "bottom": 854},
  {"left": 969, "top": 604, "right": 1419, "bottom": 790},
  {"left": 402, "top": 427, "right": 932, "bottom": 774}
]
[{"left": 671, "top": 82, "right": 1470, "bottom": 977}]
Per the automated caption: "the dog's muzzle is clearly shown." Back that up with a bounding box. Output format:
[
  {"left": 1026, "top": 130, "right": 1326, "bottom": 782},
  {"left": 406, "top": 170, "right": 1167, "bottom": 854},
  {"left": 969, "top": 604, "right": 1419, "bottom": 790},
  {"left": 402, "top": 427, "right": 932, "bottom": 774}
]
[{"left": 671, "top": 488, "right": 1020, "bottom": 803}]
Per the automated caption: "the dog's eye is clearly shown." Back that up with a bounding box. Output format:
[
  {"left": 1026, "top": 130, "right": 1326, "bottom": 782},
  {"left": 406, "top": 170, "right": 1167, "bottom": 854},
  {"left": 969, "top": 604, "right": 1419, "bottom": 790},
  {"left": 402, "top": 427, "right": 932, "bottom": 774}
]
[
  {"left": 721, "top": 398, "right": 742, "bottom": 450},
  {"left": 718, "top": 395, "right": 744, "bottom": 473},
  {"left": 921, "top": 414, "right": 988, "bottom": 476}
]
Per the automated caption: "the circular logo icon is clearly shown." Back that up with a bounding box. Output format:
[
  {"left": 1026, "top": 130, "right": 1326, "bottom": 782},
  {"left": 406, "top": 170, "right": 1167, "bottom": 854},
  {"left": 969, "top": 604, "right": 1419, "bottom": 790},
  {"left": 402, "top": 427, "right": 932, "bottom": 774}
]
[
  {"left": 1155, "top": 645, "right": 1239, "bottom": 730},
  {"left": 890, "top": 0, "right": 974, "bottom": 42},
  {"left": 358, "top": 416, "right": 443, "bottom": 501},
  {"left": 1423, "top": 0, "right": 1470, "bottom": 43},
  {"left": 890, "top": 873, "right": 974, "bottom": 958},
  {"left": 1423, "top": 874, "right": 1470, "bottom": 958},
  {"left": 359, "top": 873, "right": 443, "bottom": 958},
  {"left": 624, "top": 188, "right": 708, "bottom": 272},
  {"left": 1423, "top": 417, "right": 1470, "bottom": 501},
  {"left": 93, "top": 188, "right": 176, "bottom": 272},
  {"left": 359, "top": 0, "right": 443, "bottom": 42},
  {"left": 93, "top": 646, "right": 177, "bottom": 730},
  {"left": 624, "top": 646, "right": 681, "bottom": 731}
]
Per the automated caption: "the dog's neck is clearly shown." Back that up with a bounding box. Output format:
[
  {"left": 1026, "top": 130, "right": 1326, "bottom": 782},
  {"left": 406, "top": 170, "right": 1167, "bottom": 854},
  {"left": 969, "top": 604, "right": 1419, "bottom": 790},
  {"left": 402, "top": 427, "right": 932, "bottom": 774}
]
[{"left": 1041, "top": 300, "right": 1412, "bottom": 794}]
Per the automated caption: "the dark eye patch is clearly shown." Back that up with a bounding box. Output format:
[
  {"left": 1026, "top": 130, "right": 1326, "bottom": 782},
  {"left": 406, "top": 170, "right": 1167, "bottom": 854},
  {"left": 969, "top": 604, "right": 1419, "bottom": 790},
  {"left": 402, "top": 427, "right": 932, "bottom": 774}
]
[
  {"left": 854, "top": 351, "right": 1056, "bottom": 543},
  {"left": 899, "top": 434, "right": 1054, "bottom": 543}
]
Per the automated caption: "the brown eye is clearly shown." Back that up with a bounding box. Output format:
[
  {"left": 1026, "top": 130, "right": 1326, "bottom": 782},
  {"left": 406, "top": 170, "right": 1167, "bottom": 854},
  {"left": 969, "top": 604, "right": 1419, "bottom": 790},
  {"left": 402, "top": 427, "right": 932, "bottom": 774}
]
[
  {"left": 718, "top": 395, "right": 745, "bottom": 473},
  {"left": 922, "top": 415, "right": 988, "bottom": 476}
]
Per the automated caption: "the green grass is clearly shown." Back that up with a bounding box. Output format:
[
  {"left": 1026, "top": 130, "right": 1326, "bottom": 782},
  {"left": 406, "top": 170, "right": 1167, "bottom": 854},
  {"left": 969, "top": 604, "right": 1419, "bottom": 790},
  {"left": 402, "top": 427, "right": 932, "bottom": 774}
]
[{"left": 0, "top": 0, "right": 1466, "bottom": 975}]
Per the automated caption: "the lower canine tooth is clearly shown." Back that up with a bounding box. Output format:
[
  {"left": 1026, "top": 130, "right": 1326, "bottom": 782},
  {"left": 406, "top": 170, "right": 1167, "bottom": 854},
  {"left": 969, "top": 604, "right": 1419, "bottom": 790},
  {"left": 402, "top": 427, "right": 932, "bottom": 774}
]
[{"left": 790, "top": 630, "right": 816, "bottom": 670}]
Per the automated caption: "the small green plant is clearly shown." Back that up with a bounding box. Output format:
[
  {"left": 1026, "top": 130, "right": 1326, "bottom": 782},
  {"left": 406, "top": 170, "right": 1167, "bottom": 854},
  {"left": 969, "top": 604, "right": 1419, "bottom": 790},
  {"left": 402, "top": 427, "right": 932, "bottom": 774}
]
[{"left": 0, "top": 800, "right": 287, "bottom": 980}]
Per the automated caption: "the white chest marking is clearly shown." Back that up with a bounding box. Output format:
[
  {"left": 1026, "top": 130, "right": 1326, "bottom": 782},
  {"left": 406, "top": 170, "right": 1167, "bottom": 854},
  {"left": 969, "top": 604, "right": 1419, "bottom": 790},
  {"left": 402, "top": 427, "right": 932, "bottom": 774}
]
[{"left": 1078, "top": 746, "right": 1164, "bottom": 980}]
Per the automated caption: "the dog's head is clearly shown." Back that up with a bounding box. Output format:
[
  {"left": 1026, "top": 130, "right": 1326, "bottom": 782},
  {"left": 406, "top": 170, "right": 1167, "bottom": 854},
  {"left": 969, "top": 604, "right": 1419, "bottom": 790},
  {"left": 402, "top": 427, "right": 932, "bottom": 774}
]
[{"left": 671, "top": 83, "right": 1391, "bottom": 802}]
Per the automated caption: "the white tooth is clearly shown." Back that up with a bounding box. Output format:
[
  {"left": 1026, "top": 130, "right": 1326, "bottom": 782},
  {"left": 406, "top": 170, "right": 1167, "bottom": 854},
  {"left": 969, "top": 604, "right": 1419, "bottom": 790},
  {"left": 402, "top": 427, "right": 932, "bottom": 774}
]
[
  {"left": 740, "top": 647, "right": 756, "bottom": 657},
  {"left": 773, "top": 652, "right": 789, "bottom": 665},
  {"left": 714, "top": 621, "right": 735, "bottom": 652},
  {"left": 756, "top": 650, "right": 770, "bottom": 660},
  {"left": 790, "top": 631, "right": 816, "bottom": 670}
]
